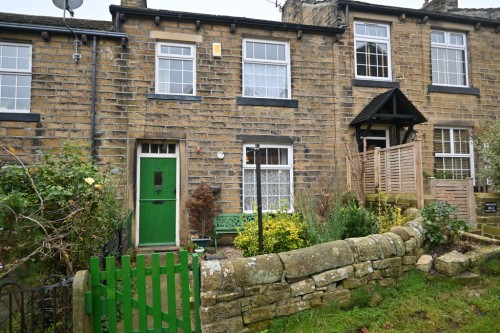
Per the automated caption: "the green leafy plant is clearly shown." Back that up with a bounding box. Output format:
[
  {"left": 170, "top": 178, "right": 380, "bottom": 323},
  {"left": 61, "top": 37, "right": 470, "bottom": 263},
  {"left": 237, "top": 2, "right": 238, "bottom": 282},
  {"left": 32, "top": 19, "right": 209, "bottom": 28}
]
[
  {"left": 473, "top": 121, "right": 500, "bottom": 189},
  {"left": 420, "top": 201, "right": 469, "bottom": 245},
  {"left": 234, "top": 209, "right": 308, "bottom": 257},
  {"left": 434, "top": 170, "right": 454, "bottom": 179},
  {"left": 0, "top": 143, "right": 125, "bottom": 279},
  {"left": 295, "top": 188, "right": 344, "bottom": 245},
  {"left": 338, "top": 198, "right": 379, "bottom": 239},
  {"left": 374, "top": 192, "right": 412, "bottom": 233},
  {"left": 296, "top": 189, "right": 378, "bottom": 244},
  {"left": 185, "top": 182, "right": 221, "bottom": 239}
]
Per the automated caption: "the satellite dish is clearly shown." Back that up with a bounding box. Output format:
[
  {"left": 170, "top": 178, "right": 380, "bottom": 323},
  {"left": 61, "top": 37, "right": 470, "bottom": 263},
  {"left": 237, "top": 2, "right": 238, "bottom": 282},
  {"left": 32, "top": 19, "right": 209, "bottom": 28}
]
[{"left": 52, "top": 0, "right": 83, "bottom": 11}]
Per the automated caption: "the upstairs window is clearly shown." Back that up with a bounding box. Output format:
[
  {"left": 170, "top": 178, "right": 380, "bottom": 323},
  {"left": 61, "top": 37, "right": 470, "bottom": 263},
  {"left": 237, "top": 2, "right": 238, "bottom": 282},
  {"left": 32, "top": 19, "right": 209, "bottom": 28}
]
[
  {"left": 0, "top": 42, "right": 31, "bottom": 113},
  {"left": 243, "top": 144, "right": 293, "bottom": 212},
  {"left": 156, "top": 43, "right": 195, "bottom": 95},
  {"left": 354, "top": 21, "right": 391, "bottom": 80},
  {"left": 243, "top": 39, "right": 290, "bottom": 99},
  {"left": 434, "top": 127, "right": 474, "bottom": 180},
  {"left": 431, "top": 30, "right": 468, "bottom": 87}
]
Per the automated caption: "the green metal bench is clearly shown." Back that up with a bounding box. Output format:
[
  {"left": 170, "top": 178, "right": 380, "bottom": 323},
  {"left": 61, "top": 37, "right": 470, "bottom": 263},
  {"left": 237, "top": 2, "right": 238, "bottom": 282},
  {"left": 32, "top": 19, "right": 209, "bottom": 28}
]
[{"left": 213, "top": 213, "right": 254, "bottom": 251}]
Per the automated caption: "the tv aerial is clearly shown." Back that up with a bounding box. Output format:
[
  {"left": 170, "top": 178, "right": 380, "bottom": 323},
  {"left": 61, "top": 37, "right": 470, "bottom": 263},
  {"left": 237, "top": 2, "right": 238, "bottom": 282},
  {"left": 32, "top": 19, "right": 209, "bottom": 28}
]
[{"left": 52, "top": 0, "right": 84, "bottom": 63}]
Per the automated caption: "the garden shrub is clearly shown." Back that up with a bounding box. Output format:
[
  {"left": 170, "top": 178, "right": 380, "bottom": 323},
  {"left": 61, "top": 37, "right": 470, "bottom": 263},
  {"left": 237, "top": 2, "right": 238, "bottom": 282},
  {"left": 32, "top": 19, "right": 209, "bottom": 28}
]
[
  {"left": 473, "top": 120, "right": 500, "bottom": 189},
  {"left": 296, "top": 189, "right": 345, "bottom": 245},
  {"left": 297, "top": 189, "right": 379, "bottom": 244},
  {"left": 374, "top": 192, "right": 412, "bottom": 233},
  {"left": 0, "top": 143, "right": 125, "bottom": 279},
  {"left": 185, "top": 182, "right": 221, "bottom": 239},
  {"left": 234, "top": 209, "right": 308, "bottom": 257},
  {"left": 420, "top": 201, "right": 468, "bottom": 245},
  {"left": 337, "top": 199, "right": 379, "bottom": 239}
]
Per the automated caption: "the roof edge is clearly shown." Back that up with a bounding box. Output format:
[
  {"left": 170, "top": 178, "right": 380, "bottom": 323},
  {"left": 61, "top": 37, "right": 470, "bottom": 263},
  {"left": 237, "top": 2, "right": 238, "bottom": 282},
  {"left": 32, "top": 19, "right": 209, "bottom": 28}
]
[
  {"left": 109, "top": 5, "right": 345, "bottom": 35},
  {"left": 338, "top": 0, "right": 500, "bottom": 27},
  {"left": 0, "top": 21, "right": 126, "bottom": 39}
]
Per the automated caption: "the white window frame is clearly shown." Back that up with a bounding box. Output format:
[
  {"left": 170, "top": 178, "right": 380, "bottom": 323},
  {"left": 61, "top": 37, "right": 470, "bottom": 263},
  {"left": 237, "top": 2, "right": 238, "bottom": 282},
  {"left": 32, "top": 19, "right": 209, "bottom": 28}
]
[
  {"left": 242, "top": 144, "right": 294, "bottom": 213},
  {"left": 434, "top": 127, "right": 475, "bottom": 181},
  {"left": 359, "top": 127, "right": 390, "bottom": 150},
  {"left": 0, "top": 42, "right": 32, "bottom": 113},
  {"left": 155, "top": 42, "right": 196, "bottom": 95},
  {"left": 431, "top": 30, "right": 469, "bottom": 87},
  {"left": 354, "top": 21, "right": 392, "bottom": 81},
  {"left": 242, "top": 38, "right": 291, "bottom": 99}
]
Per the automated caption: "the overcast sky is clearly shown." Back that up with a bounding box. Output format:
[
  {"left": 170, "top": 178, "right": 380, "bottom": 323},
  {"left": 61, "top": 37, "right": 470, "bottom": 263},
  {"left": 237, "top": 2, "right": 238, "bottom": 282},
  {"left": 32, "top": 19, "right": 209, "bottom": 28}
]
[{"left": 0, "top": 0, "right": 498, "bottom": 21}]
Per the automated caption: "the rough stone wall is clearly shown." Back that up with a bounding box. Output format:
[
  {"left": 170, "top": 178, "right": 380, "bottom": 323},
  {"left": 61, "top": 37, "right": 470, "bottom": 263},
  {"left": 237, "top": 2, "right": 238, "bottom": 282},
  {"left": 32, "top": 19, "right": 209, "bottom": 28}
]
[
  {"left": 423, "top": 0, "right": 500, "bottom": 19},
  {"left": 121, "top": 0, "right": 147, "bottom": 8},
  {"left": 200, "top": 219, "right": 426, "bottom": 332},
  {"left": 475, "top": 193, "right": 500, "bottom": 239},
  {"left": 450, "top": 8, "right": 500, "bottom": 20},
  {"left": 282, "top": 0, "right": 339, "bottom": 26},
  {"left": 0, "top": 30, "right": 127, "bottom": 172},
  {"left": 422, "top": 0, "right": 458, "bottom": 12},
  {"left": 120, "top": 16, "right": 342, "bottom": 242}
]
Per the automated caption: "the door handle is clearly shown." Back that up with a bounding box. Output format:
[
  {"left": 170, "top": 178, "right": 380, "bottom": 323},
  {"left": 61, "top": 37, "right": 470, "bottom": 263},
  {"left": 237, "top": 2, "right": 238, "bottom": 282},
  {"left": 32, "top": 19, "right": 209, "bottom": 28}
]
[{"left": 173, "top": 187, "right": 176, "bottom": 195}]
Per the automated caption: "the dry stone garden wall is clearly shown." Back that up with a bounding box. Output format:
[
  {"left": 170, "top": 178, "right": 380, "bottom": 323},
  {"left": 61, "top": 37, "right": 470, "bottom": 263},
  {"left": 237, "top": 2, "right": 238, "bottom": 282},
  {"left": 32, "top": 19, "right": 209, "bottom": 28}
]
[{"left": 199, "top": 219, "right": 427, "bottom": 333}]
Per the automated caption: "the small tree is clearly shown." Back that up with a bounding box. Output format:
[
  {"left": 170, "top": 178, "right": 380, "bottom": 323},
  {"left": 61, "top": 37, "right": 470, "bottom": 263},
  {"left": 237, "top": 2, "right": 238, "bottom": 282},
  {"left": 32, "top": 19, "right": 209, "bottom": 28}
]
[
  {"left": 473, "top": 121, "right": 500, "bottom": 189},
  {"left": 185, "top": 183, "right": 221, "bottom": 239}
]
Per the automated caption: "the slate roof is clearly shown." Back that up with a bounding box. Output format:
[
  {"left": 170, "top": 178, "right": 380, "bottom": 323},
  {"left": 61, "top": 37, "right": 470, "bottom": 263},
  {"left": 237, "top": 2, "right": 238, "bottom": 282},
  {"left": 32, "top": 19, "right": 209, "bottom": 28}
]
[
  {"left": 350, "top": 88, "right": 427, "bottom": 127},
  {"left": 0, "top": 12, "right": 115, "bottom": 31}
]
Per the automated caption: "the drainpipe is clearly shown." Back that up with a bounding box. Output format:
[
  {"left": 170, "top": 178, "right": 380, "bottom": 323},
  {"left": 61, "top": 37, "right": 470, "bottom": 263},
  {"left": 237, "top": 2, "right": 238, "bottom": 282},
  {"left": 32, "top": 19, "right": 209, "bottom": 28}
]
[
  {"left": 90, "top": 36, "right": 97, "bottom": 158},
  {"left": 345, "top": 4, "right": 350, "bottom": 28}
]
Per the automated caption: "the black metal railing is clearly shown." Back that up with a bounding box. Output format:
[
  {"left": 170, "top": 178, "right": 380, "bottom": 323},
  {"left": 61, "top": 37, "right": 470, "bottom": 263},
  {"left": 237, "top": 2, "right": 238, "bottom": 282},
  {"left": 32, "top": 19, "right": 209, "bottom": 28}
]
[
  {"left": 0, "top": 276, "right": 72, "bottom": 333},
  {"left": 100, "top": 210, "right": 133, "bottom": 268}
]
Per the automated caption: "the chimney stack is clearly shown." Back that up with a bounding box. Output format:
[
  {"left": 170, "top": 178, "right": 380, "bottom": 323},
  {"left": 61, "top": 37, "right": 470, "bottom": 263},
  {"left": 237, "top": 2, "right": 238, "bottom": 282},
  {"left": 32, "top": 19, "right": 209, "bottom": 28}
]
[
  {"left": 422, "top": 0, "right": 458, "bottom": 12},
  {"left": 121, "top": 0, "right": 147, "bottom": 8}
]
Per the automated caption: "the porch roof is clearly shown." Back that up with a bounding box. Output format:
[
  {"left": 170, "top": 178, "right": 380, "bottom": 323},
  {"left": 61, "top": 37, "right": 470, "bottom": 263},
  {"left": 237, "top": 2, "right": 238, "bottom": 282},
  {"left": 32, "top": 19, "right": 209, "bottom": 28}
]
[{"left": 350, "top": 88, "right": 427, "bottom": 127}]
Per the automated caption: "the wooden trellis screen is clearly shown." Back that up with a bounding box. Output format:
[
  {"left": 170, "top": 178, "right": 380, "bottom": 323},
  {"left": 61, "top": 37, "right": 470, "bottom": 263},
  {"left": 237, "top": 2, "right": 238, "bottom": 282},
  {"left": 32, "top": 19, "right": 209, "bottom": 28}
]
[
  {"left": 347, "top": 140, "right": 424, "bottom": 208},
  {"left": 429, "top": 177, "right": 476, "bottom": 222}
]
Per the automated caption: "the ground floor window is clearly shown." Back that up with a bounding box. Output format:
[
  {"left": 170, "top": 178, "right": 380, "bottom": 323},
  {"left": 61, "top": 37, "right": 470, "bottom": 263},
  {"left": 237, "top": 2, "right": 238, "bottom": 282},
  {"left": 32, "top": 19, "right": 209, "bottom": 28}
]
[
  {"left": 433, "top": 127, "right": 474, "bottom": 179},
  {"left": 242, "top": 144, "right": 293, "bottom": 212}
]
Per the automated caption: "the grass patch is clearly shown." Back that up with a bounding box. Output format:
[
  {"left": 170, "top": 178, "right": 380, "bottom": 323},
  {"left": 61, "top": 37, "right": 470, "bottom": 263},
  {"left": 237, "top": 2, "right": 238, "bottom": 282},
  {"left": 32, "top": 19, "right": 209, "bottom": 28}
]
[{"left": 267, "top": 266, "right": 500, "bottom": 333}]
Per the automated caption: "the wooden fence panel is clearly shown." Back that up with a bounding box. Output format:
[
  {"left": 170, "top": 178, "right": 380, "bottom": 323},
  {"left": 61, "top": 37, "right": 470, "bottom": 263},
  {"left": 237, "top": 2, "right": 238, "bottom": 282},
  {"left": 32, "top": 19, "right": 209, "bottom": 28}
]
[
  {"left": 430, "top": 178, "right": 476, "bottom": 222},
  {"left": 346, "top": 141, "right": 424, "bottom": 208}
]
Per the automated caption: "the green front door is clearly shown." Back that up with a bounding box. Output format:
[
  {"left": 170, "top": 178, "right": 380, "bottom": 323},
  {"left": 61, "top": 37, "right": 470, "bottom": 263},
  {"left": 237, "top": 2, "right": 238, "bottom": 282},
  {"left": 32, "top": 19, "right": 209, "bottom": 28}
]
[{"left": 138, "top": 157, "right": 177, "bottom": 246}]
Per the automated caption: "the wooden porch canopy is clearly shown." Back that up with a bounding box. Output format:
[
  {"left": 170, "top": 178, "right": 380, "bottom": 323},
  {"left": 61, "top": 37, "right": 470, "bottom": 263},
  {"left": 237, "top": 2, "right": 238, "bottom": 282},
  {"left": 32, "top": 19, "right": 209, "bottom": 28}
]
[{"left": 350, "top": 88, "right": 427, "bottom": 148}]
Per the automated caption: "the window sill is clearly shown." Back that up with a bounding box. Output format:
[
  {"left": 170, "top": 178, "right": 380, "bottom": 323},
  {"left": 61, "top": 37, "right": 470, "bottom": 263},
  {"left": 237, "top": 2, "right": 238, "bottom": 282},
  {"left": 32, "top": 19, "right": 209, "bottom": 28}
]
[
  {"left": 352, "top": 79, "right": 400, "bottom": 88},
  {"left": 0, "top": 113, "right": 40, "bottom": 122},
  {"left": 147, "top": 94, "right": 202, "bottom": 102},
  {"left": 427, "top": 85, "right": 480, "bottom": 96},
  {"left": 236, "top": 97, "right": 298, "bottom": 108}
]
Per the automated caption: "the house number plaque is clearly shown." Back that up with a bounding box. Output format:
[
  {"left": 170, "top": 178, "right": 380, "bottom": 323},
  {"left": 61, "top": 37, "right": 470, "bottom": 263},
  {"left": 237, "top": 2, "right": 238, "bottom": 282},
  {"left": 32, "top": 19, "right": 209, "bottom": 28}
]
[{"left": 484, "top": 202, "right": 497, "bottom": 213}]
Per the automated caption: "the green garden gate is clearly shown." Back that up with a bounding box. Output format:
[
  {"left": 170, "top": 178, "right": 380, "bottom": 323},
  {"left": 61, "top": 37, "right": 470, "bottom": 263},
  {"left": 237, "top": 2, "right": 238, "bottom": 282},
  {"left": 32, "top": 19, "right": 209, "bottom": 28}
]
[{"left": 85, "top": 251, "right": 201, "bottom": 333}]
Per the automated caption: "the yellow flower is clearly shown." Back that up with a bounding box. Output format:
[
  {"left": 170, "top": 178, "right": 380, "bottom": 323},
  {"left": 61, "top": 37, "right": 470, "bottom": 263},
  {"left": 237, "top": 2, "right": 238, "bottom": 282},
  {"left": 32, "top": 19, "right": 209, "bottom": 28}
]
[
  {"left": 84, "top": 177, "right": 95, "bottom": 185},
  {"left": 94, "top": 184, "right": 102, "bottom": 190}
]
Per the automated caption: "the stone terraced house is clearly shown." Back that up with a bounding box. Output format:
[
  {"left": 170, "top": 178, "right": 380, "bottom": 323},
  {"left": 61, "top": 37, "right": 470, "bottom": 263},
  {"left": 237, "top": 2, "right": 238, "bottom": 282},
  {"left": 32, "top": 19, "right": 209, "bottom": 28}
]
[{"left": 0, "top": 0, "right": 499, "bottom": 247}]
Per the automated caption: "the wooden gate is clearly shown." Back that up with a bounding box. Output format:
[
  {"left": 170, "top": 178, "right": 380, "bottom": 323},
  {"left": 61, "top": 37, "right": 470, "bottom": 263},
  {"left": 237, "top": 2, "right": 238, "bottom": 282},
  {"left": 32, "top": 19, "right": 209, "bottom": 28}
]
[
  {"left": 85, "top": 251, "right": 201, "bottom": 333},
  {"left": 429, "top": 177, "right": 476, "bottom": 223}
]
